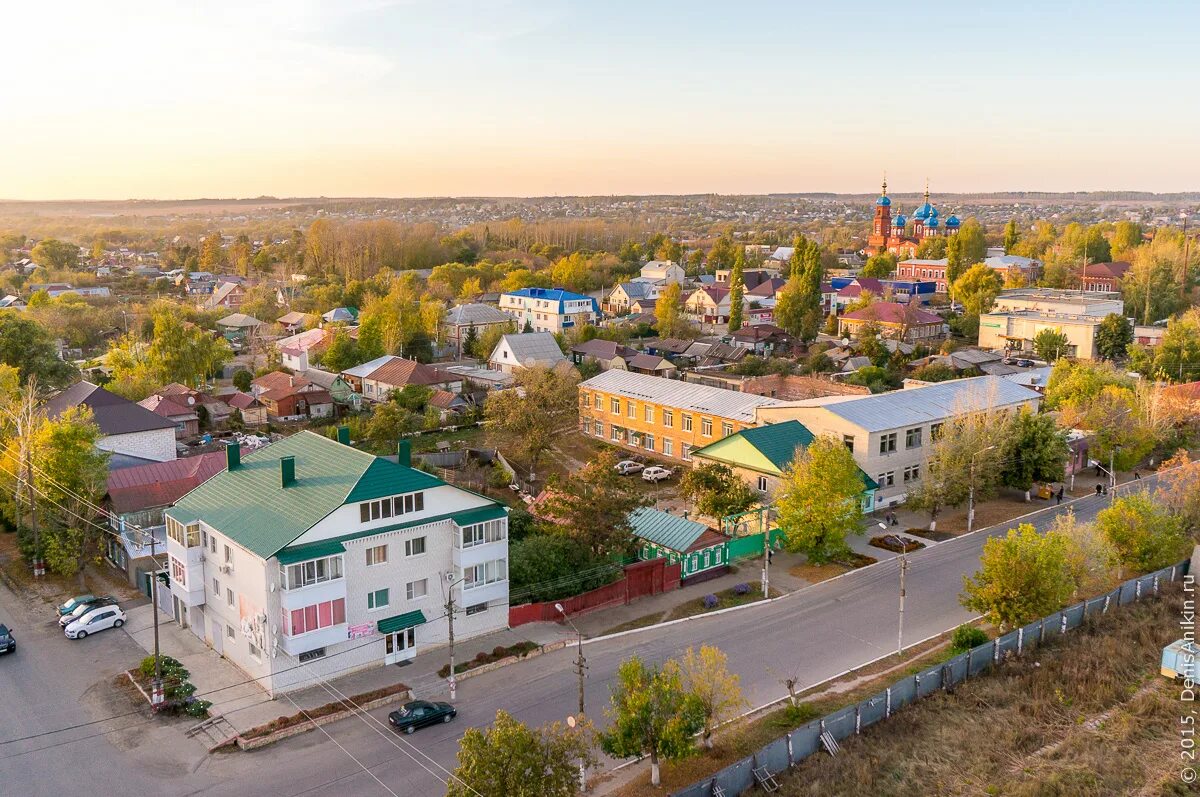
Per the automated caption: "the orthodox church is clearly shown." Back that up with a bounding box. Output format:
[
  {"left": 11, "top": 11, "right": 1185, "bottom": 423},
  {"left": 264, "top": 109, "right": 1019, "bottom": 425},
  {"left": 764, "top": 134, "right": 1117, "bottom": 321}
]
[{"left": 864, "top": 180, "right": 959, "bottom": 257}]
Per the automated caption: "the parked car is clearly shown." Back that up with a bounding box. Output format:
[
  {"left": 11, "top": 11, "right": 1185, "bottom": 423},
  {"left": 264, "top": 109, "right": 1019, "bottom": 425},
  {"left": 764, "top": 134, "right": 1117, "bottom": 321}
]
[
  {"left": 388, "top": 700, "right": 456, "bottom": 734},
  {"left": 65, "top": 605, "right": 127, "bottom": 639},
  {"left": 0, "top": 624, "right": 14, "bottom": 654},
  {"left": 615, "top": 460, "right": 644, "bottom": 475},
  {"left": 1015, "top": 358, "right": 1035, "bottom": 368},
  {"left": 642, "top": 466, "right": 672, "bottom": 483},
  {"left": 57, "top": 594, "right": 98, "bottom": 617},
  {"left": 60, "top": 597, "right": 117, "bottom": 627}
]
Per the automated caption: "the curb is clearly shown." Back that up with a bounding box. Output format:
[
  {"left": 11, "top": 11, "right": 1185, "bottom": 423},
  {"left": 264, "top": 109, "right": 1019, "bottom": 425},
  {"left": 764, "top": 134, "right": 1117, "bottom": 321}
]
[
  {"left": 438, "top": 637, "right": 574, "bottom": 685},
  {"left": 234, "top": 688, "right": 412, "bottom": 751}
]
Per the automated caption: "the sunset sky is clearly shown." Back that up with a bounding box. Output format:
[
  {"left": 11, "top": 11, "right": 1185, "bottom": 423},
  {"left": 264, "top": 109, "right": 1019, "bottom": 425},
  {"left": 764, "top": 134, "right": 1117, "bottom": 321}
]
[{"left": 3, "top": 0, "right": 1197, "bottom": 199}]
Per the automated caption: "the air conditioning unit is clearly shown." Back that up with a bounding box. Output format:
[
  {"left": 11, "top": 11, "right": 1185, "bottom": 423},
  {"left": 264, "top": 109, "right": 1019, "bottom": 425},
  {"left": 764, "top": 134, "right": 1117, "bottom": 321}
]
[{"left": 219, "top": 564, "right": 233, "bottom": 575}]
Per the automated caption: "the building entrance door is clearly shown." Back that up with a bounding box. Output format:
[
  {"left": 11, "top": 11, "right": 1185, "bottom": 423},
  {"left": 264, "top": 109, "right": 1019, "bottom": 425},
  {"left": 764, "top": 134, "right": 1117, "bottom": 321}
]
[{"left": 384, "top": 627, "right": 416, "bottom": 665}]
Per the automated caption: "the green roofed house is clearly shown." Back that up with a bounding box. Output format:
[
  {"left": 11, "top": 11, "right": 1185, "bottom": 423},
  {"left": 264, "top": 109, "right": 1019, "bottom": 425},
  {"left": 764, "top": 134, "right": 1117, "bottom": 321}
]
[
  {"left": 164, "top": 430, "right": 509, "bottom": 696},
  {"left": 629, "top": 507, "right": 731, "bottom": 584},
  {"left": 690, "top": 420, "right": 879, "bottom": 512}
]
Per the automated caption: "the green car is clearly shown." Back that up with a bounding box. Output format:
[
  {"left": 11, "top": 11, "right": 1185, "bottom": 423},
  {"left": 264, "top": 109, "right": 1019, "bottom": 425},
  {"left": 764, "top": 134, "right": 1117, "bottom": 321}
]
[
  {"left": 57, "top": 595, "right": 98, "bottom": 617},
  {"left": 388, "top": 700, "right": 456, "bottom": 734}
]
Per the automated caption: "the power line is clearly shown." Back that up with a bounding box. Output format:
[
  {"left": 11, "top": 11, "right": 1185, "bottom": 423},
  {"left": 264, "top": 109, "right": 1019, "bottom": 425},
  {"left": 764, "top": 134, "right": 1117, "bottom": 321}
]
[{"left": 279, "top": 691, "right": 402, "bottom": 797}]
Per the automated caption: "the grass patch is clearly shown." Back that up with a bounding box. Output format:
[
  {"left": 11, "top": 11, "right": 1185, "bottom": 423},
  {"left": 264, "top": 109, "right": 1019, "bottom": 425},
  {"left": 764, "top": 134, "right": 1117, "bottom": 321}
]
[
  {"left": 904, "top": 527, "right": 954, "bottom": 542},
  {"left": 436, "top": 641, "right": 539, "bottom": 678},
  {"left": 663, "top": 584, "right": 781, "bottom": 622},
  {"left": 600, "top": 612, "right": 666, "bottom": 636}
]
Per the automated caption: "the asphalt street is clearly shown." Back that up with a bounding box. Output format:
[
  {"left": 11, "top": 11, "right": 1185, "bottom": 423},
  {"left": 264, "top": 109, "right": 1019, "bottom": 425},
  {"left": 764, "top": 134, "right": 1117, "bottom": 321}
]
[{"left": 0, "top": 485, "right": 1145, "bottom": 797}]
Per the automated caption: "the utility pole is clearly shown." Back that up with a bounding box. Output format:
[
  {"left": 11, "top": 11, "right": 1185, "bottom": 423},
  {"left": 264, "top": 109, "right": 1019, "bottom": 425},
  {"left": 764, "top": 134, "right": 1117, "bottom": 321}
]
[
  {"left": 761, "top": 513, "right": 771, "bottom": 598},
  {"left": 966, "top": 445, "right": 996, "bottom": 534},
  {"left": 145, "top": 524, "right": 163, "bottom": 706},
  {"left": 445, "top": 586, "right": 457, "bottom": 702},
  {"left": 897, "top": 553, "right": 909, "bottom": 656},
  {"left": 556, "top": 603, "right": 587, "bottom": 792}
]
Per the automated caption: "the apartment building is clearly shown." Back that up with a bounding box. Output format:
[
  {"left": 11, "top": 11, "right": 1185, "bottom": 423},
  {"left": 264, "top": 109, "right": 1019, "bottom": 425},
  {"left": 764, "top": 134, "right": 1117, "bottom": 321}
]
[
  {"left": 755, "top": 376, "right": 1040, "bottom": 507},
  {"left": 578, "top": 370, "right": 783, "bottom": 463},
  {"left": 165, "top": 430, "right": 508, "bottom": 696},
  {"left": 978, "top": 288, "right": 1126, "bottom": 360},
  {"left": 498, "top": 287, "right": 599, "bottom": 333}
]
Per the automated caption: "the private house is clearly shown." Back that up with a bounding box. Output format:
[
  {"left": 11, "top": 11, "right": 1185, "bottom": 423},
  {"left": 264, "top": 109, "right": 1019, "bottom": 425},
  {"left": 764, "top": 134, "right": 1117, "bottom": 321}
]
[
  {"left": 153, "top": 383, "right": 233, "bottom": 426},
  {"left": 360, "top": 358, "right": 463, "bottom": 402},
  {"left": 498, "top": 287, "right": 598, "bottom": 333},
  {"left": 442, "top": 303, "right": 514, "bottom": 356},
  {"left": 691, "top": 420, "right": 878, "bottom": 511},
  {"left": 137, "top": 395, "right": 200, "bottom": 438},
  {"left": 227, "top": 391, "right": 268, "bottom": 425},
  {"left": 164, "top": 432, "right": 510, "bottom": 695},
  {"left": 578, "top": 369, "right": 784, "bottom": 463},
  {"left": 746, "top": 278, "right": 786, "bottom": 302},
  {"left": 713, "top": 270, "right": 777, "bottom": 289},
  {"left": 570, "top": 339, "right": 637, "bottom": 371},
  {"left": 755, "top": 375, "right": 1040, "bottom": 506},
  {"left": 629, "top": 297, "right": 659, "bottom": 315},
  {"left": 340, "top": 355, "right": 398, "bottom": 393},
  {"left": 44, "top": 381, "right": 178, "bottom": 467},
  {"left": 728, "top": 324, "right": 793, "bottom": 356},
  {"left": 0, "top": 295, "right": 26, "bottom": 309},
  {"left": 832, "top": 278, "right": 885, "bottom": 312},
  {"left": 428, "top": 390, "right": 471, "bottom": 420},
  {"left": 277, "top": 327, "right": 331, "bottom": 372},
  {"left": 277, "top": 311, "right": 316, "bottom": 334},
  {"left": 104, "top": 452, "right": 228, "bottom": 593},
  {"left": 488, "top": 332, "right": 567, "bottom": 374},
  {"left": 837, "top": 302, "right": 947, "bottom": 343},
  {"left": 685, "top": 286, "right": 738, "bottom": 324},
  {"left": 639, "top": 260, "right": 686, "bottom": 284},
  {"left": 251, "top": 372, "right": 334, "bottom": 419},
  {"left": 204, "top": 281, "right": 246, "bottom": 310},
  {"left": 630, "top": 507, "right": 730, "bottom": 583},
  {"left": 217, "top": 313, "right": 265, "bottom": 348},
  {"left": 321, "top": 307, "right": 359, "bottom": 326},
  {"left": 300, "top": 368, "right": 361, "bottom": 409},
  {"left": 606, "top": 281, "right": 660, "bottom": 315},
  {"left": 1080, "top": 261, "right": 1132, "bottom": 293},
  {"left": 28, "top": 283, "right": 112, "bottom": 299},
  {"left": 626, "top": 353, "right": 677, "bottom": 377}
]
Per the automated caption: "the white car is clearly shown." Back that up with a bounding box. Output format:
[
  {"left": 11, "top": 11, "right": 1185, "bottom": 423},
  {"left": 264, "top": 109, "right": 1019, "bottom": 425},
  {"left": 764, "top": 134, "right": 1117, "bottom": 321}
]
[
  {"left": 615, "top": 460, "right": 644, "bottom": 475},
  {"left": 65, "top": 605, "right": 126, "bottom": 639},
  {"left": 642, "top": 466, "right": 672, "bottom": 483}
]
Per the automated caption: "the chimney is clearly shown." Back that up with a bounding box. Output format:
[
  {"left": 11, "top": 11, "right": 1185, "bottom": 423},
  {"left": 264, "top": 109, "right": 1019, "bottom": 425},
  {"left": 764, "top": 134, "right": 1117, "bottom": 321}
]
[
  {"left": 225, "top": 442, "right": 240, "bottom": 470},
  {"left": 288, "top": 375, "right": 295, "bottom": 387},
  {"left": 336, "top": 426, "right": 350, "bottom": 445},
  {"left": 280, "top": 455, "right": 296, "bottom": 487},
  {"left": 397, "top": 439, "right": 411, "bottom": 468}
]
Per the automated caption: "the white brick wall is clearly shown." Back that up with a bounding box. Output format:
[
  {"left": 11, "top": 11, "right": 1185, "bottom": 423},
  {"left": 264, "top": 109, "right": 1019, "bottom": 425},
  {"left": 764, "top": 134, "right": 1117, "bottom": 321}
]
[{"left": 97, "top": 428, "right": 176, "bottom": 463}]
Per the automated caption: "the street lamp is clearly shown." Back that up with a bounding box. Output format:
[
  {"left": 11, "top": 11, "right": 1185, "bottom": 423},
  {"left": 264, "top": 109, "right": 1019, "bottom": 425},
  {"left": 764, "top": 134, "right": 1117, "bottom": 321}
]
[
  {"left": 966, "top": 445, "right": 996, "bottom": 534},
  {"left": 555, "top": 603, "right": 587, "bottom": 792}
]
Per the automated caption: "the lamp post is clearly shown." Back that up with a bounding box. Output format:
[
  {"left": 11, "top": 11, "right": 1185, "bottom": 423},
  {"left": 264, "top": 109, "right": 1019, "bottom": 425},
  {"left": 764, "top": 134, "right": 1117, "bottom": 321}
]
[
  {"left": 966, "top": 445, "right": 996, "bottom": 534},
  {"left": 555, "top": 603, "right": 587, "bottom": 792}
]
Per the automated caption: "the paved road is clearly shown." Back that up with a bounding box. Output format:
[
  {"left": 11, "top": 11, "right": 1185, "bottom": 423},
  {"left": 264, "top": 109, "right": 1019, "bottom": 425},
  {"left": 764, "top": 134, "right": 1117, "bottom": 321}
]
[{"left": 0, "top": 486, "right": 1141, "bottom": 797}]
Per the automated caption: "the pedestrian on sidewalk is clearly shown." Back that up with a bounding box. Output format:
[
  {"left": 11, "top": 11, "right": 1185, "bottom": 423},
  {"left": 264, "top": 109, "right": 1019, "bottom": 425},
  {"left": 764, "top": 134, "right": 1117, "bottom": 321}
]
[
  {"left": 1095, "top": 483, "right": 1103, "bottom": 496},
  {"left": 1133, "top": 470, "right": 1141, "bottom": 480},
  {"left": 1055, "top": 486, "right": 1063, "bottom": 505}
]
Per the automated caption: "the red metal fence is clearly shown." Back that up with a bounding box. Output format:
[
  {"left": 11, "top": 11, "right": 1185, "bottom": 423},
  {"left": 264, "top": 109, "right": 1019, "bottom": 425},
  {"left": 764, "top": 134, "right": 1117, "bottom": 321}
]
[{"left": 509, "top": 558, "right": 681, "bottom": 627}]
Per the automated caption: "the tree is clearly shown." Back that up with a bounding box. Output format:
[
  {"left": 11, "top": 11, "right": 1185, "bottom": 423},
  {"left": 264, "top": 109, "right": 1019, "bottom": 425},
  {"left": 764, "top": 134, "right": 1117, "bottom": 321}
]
[
  {"left": 30, "top": 238, "right": 79, "bottom": 270},
  {"left": 707, "top": 234, "right": 737, "bottom": 273},
  {"left": 1002, "top": 219, "right": 1021, "bottom": 254},
  {"left": 320, "top": 326, "right": 360, "bottom": 372},
  {"left": 776, "top": 235, "right": 824, "bottom": 343},
  {"left": 655, "top": 282, "right": 688, "bottom": 339},
  {"left": 678, "top": 645, "right": 747, "bottom": 750},
  {"left": 543, "top": 449, "right": 647, "bottom": 557},
  {"left": 461, "top": 325, "right": 479, "bottom": 357},
  {"left": 474, "top": 320, "right": 516, "bottom": 361},
  {"left": 655, "top": 238, "right": 683, "bottom": 263},
  {"left": 1032, "top": 328, "right": 1071, "bottom": 362},
  {"left": 1094, "top": 313, "right": 1133, "bottom": 361},
  {"left": 1096, "top": 492, "right": 1191, "bottom": 577},
  {"left": 775, "top": 435, "right": 866, "bottom": 564},
  {"left": 914, "top": 236, "right": 947, "bottom": 259},
  {"left": 1110, "top": 221, "right": 1143, "bottom": 257},
  {"left": 484, "top": 364, "right": 579, "bottom": 476},
  {"left": 945, "top": 218, "right": 987, "bottom": 287},
  {"left": 1156, "top": 450, "right": 1200, "bottom": 535},
  {"left": 600, "top": 656, "right": 704, "bottom": 787},
  {"left": 1049, "top": 510, "right": 1115, "bottom": 598},
  {"left": 960, "top": 524, "right": 1075, "bottom": 629},
  {"left": 950, "top": 264, "right": 1003, "bottom": 317},
  {"left": 448, "top": 710, "right": 596, "bottom": 797},
  {"left": 678, "top": 463, "right": 757, "bottom": 521},
  {"left": 1043, "top": 359, "right": 1132, "bottom": 410},
  {"left": 366, "top": 402, "right": 418, "bottom": 445},
  {"left": 727, "top": 248, "right": 745, "bottom": 332},
  {"left": 357, "top": 278, "right": 442, "bottom": 359},
  {"left": 906, "top": 404, "right": 1006, "bottom": 530},
  {"left": 198, "top": 233, "right": 226, "bottom": 270},
  {"left": 0, "top": 314, "right": 77, "bottom": 388},
  {"left": 232, "top": 370, "right": 253, "bottom": 392},
  {"left": 108, "top": 312, "right": 231, "bottom": 398},
  {"left": 773, "top": 267, "right": 806, "bottom": 340},
  {"left": 1148, "top": 308, "right": 1200, "bottom": 382},
  {"left": 998, "top": 407, "right": 1067, "bottom": 500},
  {"left": 861, "top": 252, "right": 897, "bottom": 279}
]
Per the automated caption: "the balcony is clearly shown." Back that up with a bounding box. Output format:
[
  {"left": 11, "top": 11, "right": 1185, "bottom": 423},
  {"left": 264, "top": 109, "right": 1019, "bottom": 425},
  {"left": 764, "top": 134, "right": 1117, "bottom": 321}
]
[
  {"left": 279, "top": 579, "right": 347, "bottom": 612},
  {"left": 461, "top": 579, "right": 507, "bottom": 608},
  {"left": 453, "top": 539, "right": 507, "bottom": 570},
  {"left": 279, "top": 623, "right": 348, "bottom": 657}
]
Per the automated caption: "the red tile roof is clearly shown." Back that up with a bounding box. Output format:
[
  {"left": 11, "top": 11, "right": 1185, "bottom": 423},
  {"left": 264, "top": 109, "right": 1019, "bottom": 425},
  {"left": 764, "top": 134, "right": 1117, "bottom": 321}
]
[
  {"left": 138, "top": 395, "right": 197, "bottom": 419},
  {"left": 252, "top": 371, "right": 312, "bottom": 392},
  {"left": 366, "top": 358, "right": 456, "bottom": 388},
  {"left": 840, "top": 302, "right": 943, "bottom": 325},
  {"left": 106, "top": 451, "right": 228, "bottom": 515}
]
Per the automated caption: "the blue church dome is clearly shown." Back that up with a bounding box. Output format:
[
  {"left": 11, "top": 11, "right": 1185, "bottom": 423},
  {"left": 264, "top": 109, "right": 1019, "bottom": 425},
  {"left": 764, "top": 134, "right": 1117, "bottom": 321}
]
[
  {"left": 876, "top": 195, "right": 891, "bottom": 206},
  {"left": 893, "top": 214, "right": 906, "bottom": 227},
  {"left": 927, "top": 205, "right": 939, "bottom": 219},
  {"left": 926, "top": 216, "right": 940, "bottom": 228},
  {"left": 912, "top": 202, "right": 933, "bottom": 220},
  {"left": 945, "top": 214, "right": 961, "bottom": 227}
]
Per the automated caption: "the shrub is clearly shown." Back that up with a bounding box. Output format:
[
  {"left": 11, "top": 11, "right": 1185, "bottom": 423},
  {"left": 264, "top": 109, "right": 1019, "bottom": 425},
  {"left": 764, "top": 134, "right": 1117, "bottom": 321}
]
[
  {"left": 437, "top": 664, "right": 451, "bottom": 679},
  {"left": 487, "top": 466, "right": 512, "bottom": 489},
  {"left": 782, "top": 703, "right": 819, "bottom": 725},
  {"left": 702, "top": 594, "right": 719, "bottom": 609},
  {"left": 492, "top": 646, "right": 508, "bottom": 658},
  {"left": 475, "top": 651, "right": 490, "bottom": 664},
  {"left": 139, "top": 655, "right": 182, "bottom": 679},
  {"left": 733, "top": 583, "right": 751, "bottom": 596},
  {"left": 184, "top": 698, "right": 213, "bottom": 718},
  {"left": 950, "top": 624, "right": 990, "bottom": 653}
]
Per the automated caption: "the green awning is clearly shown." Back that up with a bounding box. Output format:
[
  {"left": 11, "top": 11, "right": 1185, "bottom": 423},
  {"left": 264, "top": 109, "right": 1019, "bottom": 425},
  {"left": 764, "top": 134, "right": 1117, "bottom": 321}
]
[
  {"left": 378, "top": 610, "right": 427, "bottom": 635},
  {"left": 276, "top": 540, "right": 346, "bottom": 564},
  {"left": 452, "top": 504, "right": 508, "bottom": 526}
]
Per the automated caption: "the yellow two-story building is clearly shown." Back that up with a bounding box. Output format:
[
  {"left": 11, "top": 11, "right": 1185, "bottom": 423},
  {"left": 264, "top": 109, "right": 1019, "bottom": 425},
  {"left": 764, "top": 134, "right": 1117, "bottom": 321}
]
[{"left": 578, "top": 370, "right": 784, "bottom": 463}]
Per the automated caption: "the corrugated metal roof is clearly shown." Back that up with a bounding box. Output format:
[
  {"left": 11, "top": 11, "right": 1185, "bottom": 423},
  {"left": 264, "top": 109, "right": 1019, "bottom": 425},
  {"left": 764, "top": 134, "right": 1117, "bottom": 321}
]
[
  {"left": 276, "top": 539, "right": 346, "bottom": 564},
  {"left": 496, "top": 333, "right": 566, "bottom": 365},
  {"left": 580, "top": 370, "right": 783, "bottom": 422},
  {"left": 629, "top": 507, "right": 707, "bottom": 552},
  {"left": 445, "top": 303, "right": 512, "bottom": 326},
  {"left": 805, "top": 376, "right": 1037, "bottom": 432}
]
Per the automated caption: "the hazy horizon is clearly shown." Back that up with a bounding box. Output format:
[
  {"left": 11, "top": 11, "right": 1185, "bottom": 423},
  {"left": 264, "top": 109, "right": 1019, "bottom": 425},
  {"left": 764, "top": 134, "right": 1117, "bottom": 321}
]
[{"left": 5, "top": 1, "right": 1198, "bottom": 200}]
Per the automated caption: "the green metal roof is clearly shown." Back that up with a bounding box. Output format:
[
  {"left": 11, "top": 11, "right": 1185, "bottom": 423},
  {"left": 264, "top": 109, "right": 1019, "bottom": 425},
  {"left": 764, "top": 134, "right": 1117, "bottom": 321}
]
[
  {"left": 452, "top": 504, "right": 508, "bottom": 526},
  {"left": 628, "top": 507, "right": 708, "bottom": 553},
  {"left": 276, "top": 539, "right": 346, "bottom": 564},
  {"left": 377, "top": 609, "right": 426, "bottom": 635},
  {"left": 167, "top": 431, "right": 446, "bottom": 559},
  {"left": 286, "top": 504, "right": 508, "bottom": 551}
]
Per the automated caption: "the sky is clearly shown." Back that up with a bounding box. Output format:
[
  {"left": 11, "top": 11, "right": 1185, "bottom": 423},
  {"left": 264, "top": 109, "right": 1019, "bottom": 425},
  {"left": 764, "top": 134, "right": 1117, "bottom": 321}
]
[{"left": 2, "top": 0, "right": 1198, "bottom": 199}]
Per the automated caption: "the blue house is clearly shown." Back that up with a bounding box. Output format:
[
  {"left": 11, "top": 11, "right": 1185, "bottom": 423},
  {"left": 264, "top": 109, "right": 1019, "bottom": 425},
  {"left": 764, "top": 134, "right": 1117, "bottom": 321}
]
[{"left": 499, "top": 287, "right": 600, "bottom": 333}]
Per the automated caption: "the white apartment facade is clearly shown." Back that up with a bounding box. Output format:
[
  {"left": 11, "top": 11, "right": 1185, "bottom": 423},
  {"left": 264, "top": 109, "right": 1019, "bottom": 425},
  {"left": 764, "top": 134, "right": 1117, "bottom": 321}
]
[{"left": 498, "top": 287, "right": 600, "bottom": 333}]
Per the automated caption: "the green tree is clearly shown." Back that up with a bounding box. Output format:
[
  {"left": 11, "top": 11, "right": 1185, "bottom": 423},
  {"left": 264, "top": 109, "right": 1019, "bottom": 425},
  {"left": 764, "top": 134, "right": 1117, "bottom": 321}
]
[
  {"left": 945, "top": 218, "right": 987, "bottom": 287},
  {"left": 509, "top": 534, "right": 614, "bottom": 603},
  {"left": 0, "top": 314, "right": 77, "bottom": 388},
  {"left": 678, "top": 463, "right": 757, "bottom": 521},
  {"left": 366, "top": 402, "right": 418, "bottom": 446},
  {"left": 461, "top": 325, "right": 479, "bottom": 357},
  {"left": 447, "top": 710, "right": 596, "bottom": 797},
  {"left": 599, "top": 656, "right": 705, "bottom": 788},
  {"left": 998, "top": 407, "right": 1068, "bottom": 500},
  {"left": 232, "top": 370, "right": 253, "bottom": 392},
  {"left": 1110, "top": 220, "right": 1143, "bottom": 257},
  {"left": 655, "top": 238, "right": 683, "bottom": 263},
  {"left": 1096, "top": 492, "right": 1191, "bottom": 577},
  {"left": 775, "top": 435, "right": 866, "bottom": 564},
  {"left": 1050, "top": 510, "right": 1116, "bottom": 598},
  {"left": 320, "top": 326, "right": 360, "bottom": 372},
  {"left": 906, "top": 406, "right": 1005, "bottom": 530},
  {"left": 30, "top": 238, "right": 79, "bottom": 270},
  {"left": 474, "top": 320, "right": 517, "bottom": 361},
  {"left": 861, "top": 252, "right": 897, "bottom": 279},
  {"left": 1032, "top": 328, "right": 1071, "bottom": 362},
  {"left": 678, "top": 645, "right": 747, "bottom": 751},
  {"left": 1043, "top": 359, "right": 1132, "bottom": 410},
  {"left": 779, "top": 235, "right": 825, "bottom": 343},
  {"left": 706, "top": 234, "right": 737, "bottom": 273},
  {"left": 1002, "top": 219, "right": 1021, "bottom": 254},
  {"left": 484, "top": 364, "right": 579, "bottom": 476},
  {"left": 727, "top": 247, "right": 745, "bottom": 332},
  {"left": 951, "top": 264, "right": 1003, "bottom": 317},
  {"left": 960, "top": 524, "right": 1075, "bottom": 629},
  {"left": 914, "top": 236, "right": 947, "bottom": 259},
  {"left": 1150, "top": 308, "right": 1200, "bottom": 381},
  {"left": 543, "top": 449, "right": 647, "bottom": 557},
  {"left": 655, "top": 282, "right": 688, "bottom": 339},
  {"left": 1094, "top": 313, "right": 1133, "bottom": 361}
]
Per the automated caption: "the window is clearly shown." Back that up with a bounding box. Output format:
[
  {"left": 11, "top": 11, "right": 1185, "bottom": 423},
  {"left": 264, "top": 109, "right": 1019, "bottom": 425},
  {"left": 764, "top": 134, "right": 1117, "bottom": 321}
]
[
  {"left": 226, "top": 625, "right": 235, "bottom": 640},
  {"left": 644, "top": 405, "right": 654, "bottom": 423},
  {"left": 366, "top": 544, "right": 388, "bottom": 567},
  {"left": 367, "top": 588, "right": 390, "bottom": 611},
  {"left": 224, "top": 544, "right": 233, "bottom": 564},
  {"left": 610, "top": 397, "right": 619, "bottom": 415},
  {"left": 210, "top": 534, "right": 217, "bottom": 554},
  {"left": 662, "top": 409, "right": 674, "bottom": 428},
  {"left": 903, "top": 464, "right": 921, "bottom": 483},
  {"left": 248, "top": 643, "right": 261, "bottom": 660},
  {"left": 701, "top": 418, "right": 713, "bottom": 437},
  {"left": 757, "top": 476, "right": 769, "bottom": 493},
  {"left": 663, "top": 438, "right": 673, "bottom": 457},
  {"left": 465, "top": 602, "right": 488, "bottom": 616},
  {"left": 298, "top": 647, "right": 326, "bottom": 663},
  {"left": 202, "top": 530, "right": 208, "bottom": 548},
  {"left": 462, "top": 519, "right": 506, "bottom": 548},
  {"left": 464, "top": 558, "right": 507, "bottom": 589},
  {"left": 611, "top": 425, "right": 622, "bottom": 441},
  {"left": 721, "top": 422, "right": 733, "bottom": 437},
  {"left": 643, "top": 434, "right": 654, "bottom": 451},
  {"left": 405, "top": 537, "right": 426, "bottom": 557},
  {"left": 170, "top": 556, "right": 186, "bottom": 586},
  {"left": 212, "top": 577, "right": 220, "bottom": 596},
  {"left": 843, "top": 434, "right": 855, "bottom": 453},
  {"left": 682, "top": 443, "right": 692, "bottom": 462},
  {"left": 879, "top": 432, "right": 897, "bottom": 455},
  {"left": 877, "top": 471, "right": 895, "bottom": 487},
  {"left": 360, "top": 493, "right": 424, "bottom": 522},
  {"left": 627, "top": 401, "right": 635, "bottom": 419},
  {"left": 930, "top": 422, "right": 944, "bottom": 441},
  {"left": 406, "top": 579, "right": 428, "bottom": 600},
  {"left": 905, "top": 427, "right": 922, "bottom": 449},
  {"left": 283, "top": 555, "right": 344, "bottom": 590},
  {"left": 593, "top": 393, "right": 601, "bottom": 409},
  {"left": 682, "top": 414, "right": 693, "bottom": 432},
  {"left": 167, "top": 518, "right": 201, "bottom": 548},
  {"left": 223, "top": 587, "right": 233, "bottom": 607}
]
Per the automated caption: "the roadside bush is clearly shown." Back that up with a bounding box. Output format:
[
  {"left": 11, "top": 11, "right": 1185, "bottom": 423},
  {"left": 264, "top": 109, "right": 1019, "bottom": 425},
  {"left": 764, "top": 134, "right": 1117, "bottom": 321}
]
[
  {"left": 487, "top": 465, "right": 512, "bottom": 489},
  {"left": 509, "top": 533, "right": 620, "bottom": 604},
  {"left": 492, "top": 646, "right": 508, "bottom": 658},
  {"left": 702, "top": 594, "right": 719, "bottom": 609},
  {"left": 782, "top": 703, "right": 819, "bottom": 725},
  {"left": 950, "top": 624, "right": 990, "bottom": 653},
  {"left": 733, "top": 583, "right": 751, "bottom": 596},
  {"left": 184, "top": 698, "right": 213, "bottom": 718},
  {"left": 139, "top": 655, "right": 183, "bottom": 679}
]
